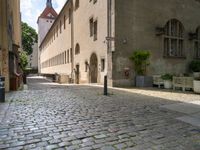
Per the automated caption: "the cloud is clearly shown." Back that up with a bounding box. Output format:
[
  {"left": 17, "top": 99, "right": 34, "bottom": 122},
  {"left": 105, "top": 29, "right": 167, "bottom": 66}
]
[{"left": 54, "top": 0, "right": 67, "bottom": 13}]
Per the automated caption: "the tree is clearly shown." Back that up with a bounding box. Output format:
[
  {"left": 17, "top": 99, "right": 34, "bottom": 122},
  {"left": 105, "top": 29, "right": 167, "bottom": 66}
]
[
  {"left": 19, "top": 51, "right": 28, "bottom": 71},
  {"left": 22, "top": 22, "right": 38, "bottom": 55}
]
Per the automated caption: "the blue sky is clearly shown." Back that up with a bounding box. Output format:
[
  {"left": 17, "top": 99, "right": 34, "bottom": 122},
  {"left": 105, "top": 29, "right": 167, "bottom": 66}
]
[{"left": 21, "top": 0, "right": 67, "bottom": 31}]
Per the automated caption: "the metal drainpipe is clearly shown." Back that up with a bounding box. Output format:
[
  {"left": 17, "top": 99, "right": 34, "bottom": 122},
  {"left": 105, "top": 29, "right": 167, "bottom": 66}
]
[
  {"left": 107, "top": 0, "right": 113, "bottom": 85},
  {"left": 70, "top": 0, "right": 75, "bottom": 83}
]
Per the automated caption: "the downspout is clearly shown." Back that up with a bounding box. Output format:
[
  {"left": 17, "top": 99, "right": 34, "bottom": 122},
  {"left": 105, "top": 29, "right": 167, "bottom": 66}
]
[
  {"left": 70, "top": 0, "right": 75, "bottom": 83},
  {"left": 107, "top": 0, "right": 113, "bottom": 86}
]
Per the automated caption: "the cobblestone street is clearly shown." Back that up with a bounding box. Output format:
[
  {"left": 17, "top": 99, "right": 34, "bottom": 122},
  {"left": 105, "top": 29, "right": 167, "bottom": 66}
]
[{"left": 0, "top": 76, "right": 200, "bottom": 150}]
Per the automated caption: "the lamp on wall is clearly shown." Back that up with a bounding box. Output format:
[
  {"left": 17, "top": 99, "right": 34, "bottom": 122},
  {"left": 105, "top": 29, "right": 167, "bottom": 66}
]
[
  {"left": 155, "top": 27, "right": 165, "bottom": 36},
  {"left": 188, "top": 32, "right": 197, "bottom": 40},
  {"left": 122, "top": 38, "right": 127, "bottom": 44}
]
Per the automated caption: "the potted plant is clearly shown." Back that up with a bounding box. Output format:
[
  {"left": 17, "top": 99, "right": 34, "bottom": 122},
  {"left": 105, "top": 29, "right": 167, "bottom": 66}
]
[
  {"left": 193, "top": 77, "right": 200, "bottom": 94},
  {"left": 161, "top": 74, "right": 173, "bottom": 89},
  {"left": 130, "top": 50, "right": 152, "bottom": 87},
  {"left": 189, "top": 60, "right": 200, "bottom": 78}
]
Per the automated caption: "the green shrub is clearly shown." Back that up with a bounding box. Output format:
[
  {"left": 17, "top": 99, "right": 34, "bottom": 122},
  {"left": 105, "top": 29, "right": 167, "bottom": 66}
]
[
  {"left": 161, "top": 74, "right": 173, "bottom": 81},
  {"left": 130, "top": 50, "right": 150, "bottom": 75},
  {"left": 189, "top": 60, "right": 200, "bottom": 72}
]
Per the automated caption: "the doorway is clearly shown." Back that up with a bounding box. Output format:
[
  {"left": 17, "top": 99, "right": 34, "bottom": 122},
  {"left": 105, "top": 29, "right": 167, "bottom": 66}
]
[
  {"left": 90, "top": 53, "right": 98, "bottom": 83},
  {"left": 75, "top": 64, "right": 79, "bottom": 84}
]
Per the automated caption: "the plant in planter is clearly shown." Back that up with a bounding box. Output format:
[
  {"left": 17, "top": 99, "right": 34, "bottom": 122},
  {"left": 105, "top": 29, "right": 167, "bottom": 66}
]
[
  {"left": 193, "top": 77, "right": 200, "bottom": 94},
  {"left": 130, "top": 50, "right": 152, "bottom": 87},
  {"left": 161, "top": 74, "right": 173, "bottom": 89},
  {"left": 189, "top": 60, "right": 200, "bottom": 78}
]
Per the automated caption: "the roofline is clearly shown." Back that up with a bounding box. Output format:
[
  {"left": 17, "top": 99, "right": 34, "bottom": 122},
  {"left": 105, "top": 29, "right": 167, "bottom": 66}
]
[{"left": 39, "top": 0, "right": 72, "bottom": 48}]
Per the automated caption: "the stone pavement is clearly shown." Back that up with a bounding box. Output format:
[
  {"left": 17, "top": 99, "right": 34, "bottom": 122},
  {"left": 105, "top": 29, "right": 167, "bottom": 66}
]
[{"left": 0, "top": 76, "right": 200, "bottom": 150}]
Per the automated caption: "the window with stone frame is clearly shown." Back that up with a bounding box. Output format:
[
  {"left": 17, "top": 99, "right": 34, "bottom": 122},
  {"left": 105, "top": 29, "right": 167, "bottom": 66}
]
[
  {"left": 75, "top": 0, "right": 79, "bottom": 10},
  {"left": 94, "top": 20, "right": 98, "bottom": 41},
  {"left": 64, "top": 15, "right": 66, "bottom": 29},
  {"left": 89, "top": 17, "right": 94, "bottom": 37},
  {"left": 101, "top": 58, "right": 105, "bottom": 72},
  {"left": 75, "top": 43, "right": 80, "bottom": 55},
  {"left": 194, "top": 27, "right": 200, "bottom": 59},
  {"left": 164, "top": 19, "right": 185, "bottom": 58},
  {"left": 69, "top": 9, "right": 71, "bottom": 24}
]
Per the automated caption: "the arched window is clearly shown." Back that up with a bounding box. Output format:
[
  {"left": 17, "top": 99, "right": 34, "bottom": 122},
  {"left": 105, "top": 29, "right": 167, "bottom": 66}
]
[
  {"left": 75, "top": 0, "right": 79, "bottom": 10},
  {"left": 195, "top": 27, "right": 200, "bottom": 59},
  {"left": 164, "top": 19, "right": 184, "bottom": 57},
  {"left": 75, "top": 43, "right": 80, "bottom": 55}
]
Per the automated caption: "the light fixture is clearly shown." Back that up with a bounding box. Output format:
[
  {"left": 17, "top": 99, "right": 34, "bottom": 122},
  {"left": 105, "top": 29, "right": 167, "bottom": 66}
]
[
  {"left": 188, "top": 32, "right": 197, "bottom": 40},
  {"left": 155, "top": 27, "right": 165, "bottom": 36}
]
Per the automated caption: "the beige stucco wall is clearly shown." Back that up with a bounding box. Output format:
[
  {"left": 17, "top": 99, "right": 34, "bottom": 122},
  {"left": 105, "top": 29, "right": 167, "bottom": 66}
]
[
  {"left": 40, "top": 2, "right": 73, "bottom": 76},
  {"left": 40, "top": 0, "right": 108, "bottom": 84},
  {"left": 73, "top": 0, "right": 108, "bottom": 84}
]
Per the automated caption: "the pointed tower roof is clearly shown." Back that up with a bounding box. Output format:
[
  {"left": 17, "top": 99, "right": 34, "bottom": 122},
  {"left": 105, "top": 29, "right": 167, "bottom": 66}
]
[{"left": 38, "top": 0, "right": 57, "bottom": 22}]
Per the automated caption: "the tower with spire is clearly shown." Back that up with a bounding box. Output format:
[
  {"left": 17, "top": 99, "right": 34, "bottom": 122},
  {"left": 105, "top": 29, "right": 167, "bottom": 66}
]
[
  {"left": 37, "top": 0, "right": 58, "bottom": 73},
  {"left": 46, "top": 0, "right": 52, "bottom": 7},
  {"left": 37, "top": 0, "right": 57, "bottom": 46}
]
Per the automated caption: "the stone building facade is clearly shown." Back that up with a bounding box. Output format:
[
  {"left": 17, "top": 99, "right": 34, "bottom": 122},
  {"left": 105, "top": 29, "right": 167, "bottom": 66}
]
[
  {"left": 0, "top": 0, "right": 22, "bottom": 91},
  {"left": 39, "top": 0, "right": 200, "bottom": 87}
]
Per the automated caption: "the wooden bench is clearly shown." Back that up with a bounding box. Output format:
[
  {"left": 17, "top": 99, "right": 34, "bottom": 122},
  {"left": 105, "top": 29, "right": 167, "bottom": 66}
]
[
  {"left": 173, "top": 77, "right": 193, "bottom": 91},
  {"left": 153, "top": 75, "right": 164, "bottom": 88}
]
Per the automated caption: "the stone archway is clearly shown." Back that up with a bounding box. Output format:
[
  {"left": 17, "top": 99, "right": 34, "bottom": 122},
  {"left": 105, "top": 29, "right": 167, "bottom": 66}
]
[{"left": 90, "top": 53, "right": 98, "bottom": 83}]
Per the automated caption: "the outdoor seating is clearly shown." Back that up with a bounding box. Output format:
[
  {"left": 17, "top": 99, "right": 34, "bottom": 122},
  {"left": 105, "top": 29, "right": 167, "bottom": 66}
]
[
  {"left": 153, "top": 75, "right": 164, "bottom": 88},
  {"left": 173, "top": 76, "right": 194, "bottom": 91}
]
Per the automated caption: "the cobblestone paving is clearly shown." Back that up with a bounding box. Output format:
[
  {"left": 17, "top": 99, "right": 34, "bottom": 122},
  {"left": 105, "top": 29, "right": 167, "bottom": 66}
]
[{"left": 0, "top": 77, "right": 200, "bottom": 150}]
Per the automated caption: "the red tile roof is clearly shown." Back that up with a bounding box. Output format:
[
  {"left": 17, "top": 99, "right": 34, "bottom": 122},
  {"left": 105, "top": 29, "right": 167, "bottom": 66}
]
[{"left": 38, "top": 6, "right": 57, "bottom": 20}]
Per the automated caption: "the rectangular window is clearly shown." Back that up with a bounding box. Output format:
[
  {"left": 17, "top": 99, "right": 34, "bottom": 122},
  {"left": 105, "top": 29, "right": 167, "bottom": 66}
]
[
  {"left": 69, "top": 9, "right": 71, "bottom": 24},
  {"left": 64, "top": 51, "right": 67, "bottom": 64},
  {"left": 89, "top": 18, "right": 93, "bottom": 37},
  {"left": 94, "top": 20, "right": 98, "bottom": 41},
  {"left": 56, "top": 25, "right": 58, "bottom": 37},
  {"left": 60, "top": 20, "right": 62, "bottom": 33},
  {"left": 67, "top": 50, "right": 69, "bottom": 63},
  {"left": 64, "top": 15, "right": 66, "bottom": 29},
  {"left": 93, "top": 0, "right": 97, "bottom": 4},
  {"left": 85, "top": 62, "right": 88, "bottom": 72},
  {"left": 101, "top": 58, "right": 105, "bottom": 72},
  {"left": 70, "top": 48, "right": 72, "bottom": 62}
]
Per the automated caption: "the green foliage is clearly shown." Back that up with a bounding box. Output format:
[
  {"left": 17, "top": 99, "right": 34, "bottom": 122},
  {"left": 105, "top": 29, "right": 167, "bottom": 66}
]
[
  {"left": 19, "top": 51, "right": 28, "bottom": 71},
  {"left": 189, "top": 60, "right": 200, "bottom": 72},
  {"left": 161, "top": 74, "right": 173, "bottom": 81},
  {"left": 22, "top": 22, "right": 38, "bottom": 55},
  {"left": 130, "top": 50, "right": 150, "bottom": 75}
]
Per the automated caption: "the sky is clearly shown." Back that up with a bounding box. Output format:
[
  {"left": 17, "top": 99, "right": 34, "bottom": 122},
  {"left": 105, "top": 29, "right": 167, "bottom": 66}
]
[{"left": 21, "top": 0, "right": 67, "bottom": 31}]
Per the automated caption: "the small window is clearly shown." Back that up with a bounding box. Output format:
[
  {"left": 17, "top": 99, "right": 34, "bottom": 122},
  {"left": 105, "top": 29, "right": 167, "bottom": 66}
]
[
  {"left": 56, "top": 25, "right": 58, "bottom": 37},
  {"left": 64, "top": 15, "right": 66, "bottom": 29},
  {"left": 93, "top": 0, "right": 97, "bottom": 4},
  {"left": 75, "top": 0, "right": 79, "bottom": 10},
  {"left": 65, "top": 51, "right": 67, "bottom": 64},
  {"left": 94, "top": 20, "right": 98, "bottom": 41},
  {"left": 69, "top": 9, "right": 71, "bottom": 24},
  {"left": 67, "top": 50, "right": 69, "bottom": 63},
  {"left": 85, "top": 61, "right": 89, "bottom": 72},
  {"left": 89, "top": 18, "right": 93, "bottom": 37},
  {"left": 60, "top": 20, "right": 62, "bottom": 33},
  {"left": 75, "top": 43, "right": 80, "bottom": 55},
  {"left": 101, "top": 58, "right": 105, "bottom": 72},
  {"left": 70, "top": 48, "right": 73, "bottom": 62}
]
